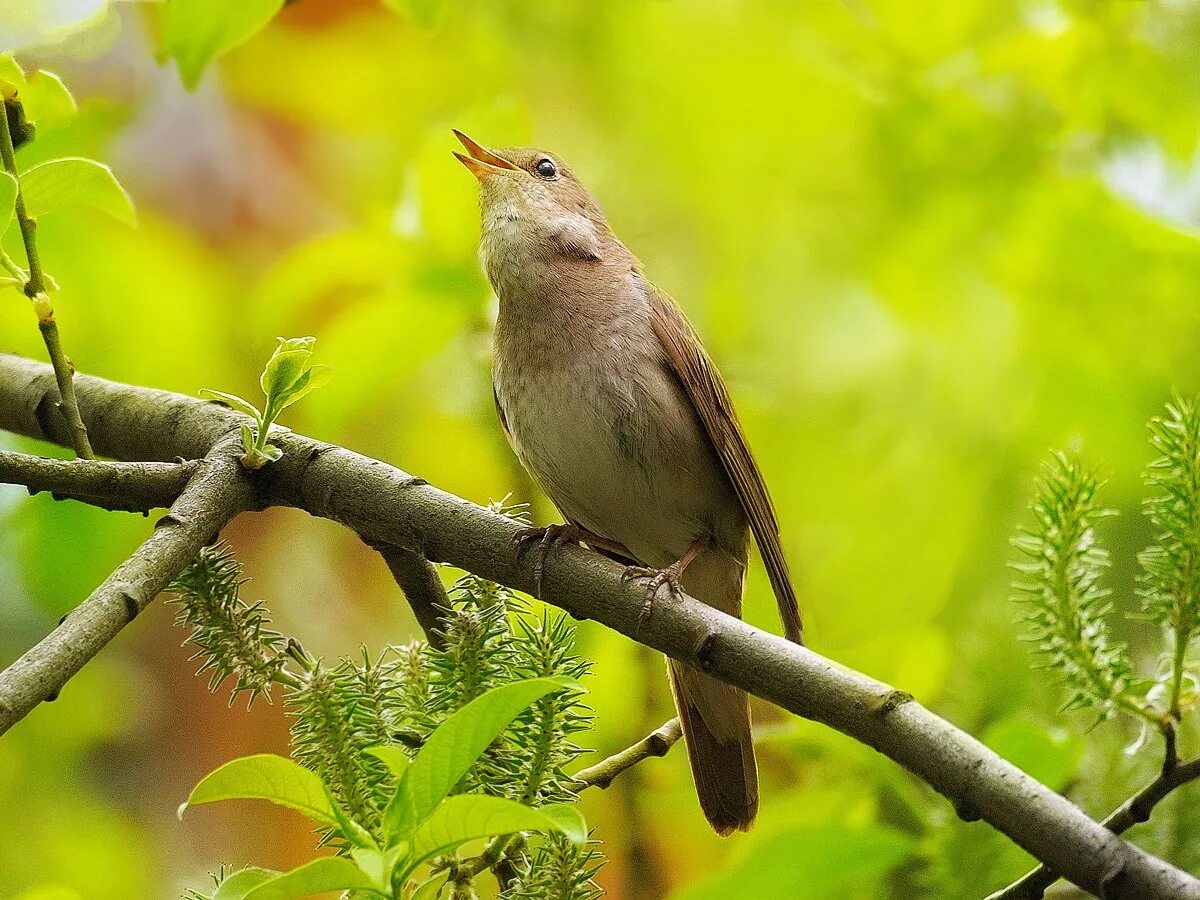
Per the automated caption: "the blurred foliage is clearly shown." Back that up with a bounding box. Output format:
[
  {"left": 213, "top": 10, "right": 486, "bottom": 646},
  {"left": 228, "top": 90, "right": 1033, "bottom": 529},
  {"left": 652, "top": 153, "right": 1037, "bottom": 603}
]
[{"left": 2, "top": 0, "right": 1200, "bottom": 897}]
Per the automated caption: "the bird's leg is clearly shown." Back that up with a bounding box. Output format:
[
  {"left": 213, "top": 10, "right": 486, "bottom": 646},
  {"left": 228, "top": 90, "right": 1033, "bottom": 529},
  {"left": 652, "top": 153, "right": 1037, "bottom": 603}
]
[
  {"left": 624, "top": 536, "right": 710, "bottom": 629},
  {"left": 514, "top": 522, "right": 630, "bottom": 597}
]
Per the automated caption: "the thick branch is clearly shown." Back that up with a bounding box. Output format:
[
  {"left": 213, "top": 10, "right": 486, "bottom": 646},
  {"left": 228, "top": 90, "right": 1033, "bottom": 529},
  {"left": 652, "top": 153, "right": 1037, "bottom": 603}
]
[
  {"left": 0, "top": 353, "right": 1197, "bottom": 900},
  {"left": 0, "top": 438, "right": 253, "bottom": 735},
  {"left": 573, "top": 718, "right": 682, "bottom": 790},
  {"left": 990, "top": 755, "right": 1200, "bottom": 899},
  {"left": 0, "top": 450, "right": 195, "bottom": 512}
]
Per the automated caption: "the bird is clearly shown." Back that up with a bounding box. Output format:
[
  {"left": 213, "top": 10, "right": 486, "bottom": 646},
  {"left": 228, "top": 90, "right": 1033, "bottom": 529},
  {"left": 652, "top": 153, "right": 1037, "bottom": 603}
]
[{"left": 453, "top": 130, "right": 803, "bottom": 836}]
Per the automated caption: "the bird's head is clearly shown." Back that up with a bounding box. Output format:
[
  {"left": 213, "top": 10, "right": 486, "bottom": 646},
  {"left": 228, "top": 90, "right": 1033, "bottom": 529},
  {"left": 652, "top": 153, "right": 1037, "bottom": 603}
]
[{"left": 453, "top": 130, "right": 609, "bottom": 264}]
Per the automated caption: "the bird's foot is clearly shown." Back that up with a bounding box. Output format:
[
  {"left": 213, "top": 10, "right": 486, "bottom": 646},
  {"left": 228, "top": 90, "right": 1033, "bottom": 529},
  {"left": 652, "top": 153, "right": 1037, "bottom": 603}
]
[
  {"left": 514, "top": 523, "right": 589, "bottom": 597},
  {"left": 623, "top": 562, "right": 688, "bottom": 634},
  {"left": 623, "top": 537, "right": 710, "bottom": 633}
]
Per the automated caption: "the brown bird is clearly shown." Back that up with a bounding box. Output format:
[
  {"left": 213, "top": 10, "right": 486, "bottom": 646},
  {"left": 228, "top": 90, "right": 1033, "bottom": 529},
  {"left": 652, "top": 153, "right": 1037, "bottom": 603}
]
[{"left": 454, "top": 130, "right": 803, "bottom": 835}]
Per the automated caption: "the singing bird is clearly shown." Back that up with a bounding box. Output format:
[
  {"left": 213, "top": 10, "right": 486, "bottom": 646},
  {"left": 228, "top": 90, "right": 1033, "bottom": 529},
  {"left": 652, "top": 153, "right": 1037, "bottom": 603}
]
[{"left": 454, "top": 131, "right": 803, "bottom": 835}]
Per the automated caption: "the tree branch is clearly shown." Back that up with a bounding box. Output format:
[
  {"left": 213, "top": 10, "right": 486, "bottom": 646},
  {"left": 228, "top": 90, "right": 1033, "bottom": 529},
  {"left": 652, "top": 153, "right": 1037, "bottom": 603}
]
[
  {"left": 572, "top": 718, "right": 682, "bottom": 790},
  {"left": 368, "top": 541, "right": 449, "bottom": 649},
  {"left": 0, "top": 437, "right": 254, "bottom": 735},
  {"left": 0, "top": 353, "right": 1197, "bottom": 900},
  {"left": 988, "top": 755, "right": 1200, "bottom": 899},
  {"left": 0, "top": 450, "right": 195, "bottom": 512}
]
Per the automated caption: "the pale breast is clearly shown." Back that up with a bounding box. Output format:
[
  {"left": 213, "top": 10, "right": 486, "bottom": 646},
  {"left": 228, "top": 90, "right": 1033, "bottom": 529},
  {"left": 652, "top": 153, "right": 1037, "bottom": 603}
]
[{"left": 492, "top": 270, "right": 740, "bottom": 568}]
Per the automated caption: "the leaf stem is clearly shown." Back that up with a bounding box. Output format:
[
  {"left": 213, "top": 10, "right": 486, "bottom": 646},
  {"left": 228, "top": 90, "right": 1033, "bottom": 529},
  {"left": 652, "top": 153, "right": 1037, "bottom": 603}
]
[{"left": 0, "top": 97, "right": 93, "bottom": 459}]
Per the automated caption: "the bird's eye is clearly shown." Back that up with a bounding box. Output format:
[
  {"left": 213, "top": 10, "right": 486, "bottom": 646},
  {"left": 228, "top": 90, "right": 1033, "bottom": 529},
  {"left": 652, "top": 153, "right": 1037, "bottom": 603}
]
[{"left": 534, "top": 158, "right": 557, "bottom": 178}]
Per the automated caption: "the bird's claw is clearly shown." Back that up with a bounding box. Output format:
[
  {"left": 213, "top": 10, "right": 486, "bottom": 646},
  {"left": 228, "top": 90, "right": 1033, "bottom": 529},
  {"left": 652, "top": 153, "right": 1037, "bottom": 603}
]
[
  {"left": 514, "top": 523, "right": 581, "bottom": 597},
  {"left": 624, "top": 563, "right": 686, "bottom": 633}
]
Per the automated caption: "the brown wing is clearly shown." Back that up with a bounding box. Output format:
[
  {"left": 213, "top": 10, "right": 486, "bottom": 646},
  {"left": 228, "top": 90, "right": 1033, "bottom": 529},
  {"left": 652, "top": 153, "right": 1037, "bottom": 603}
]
[{"left": 647, "top": 287, "right": 804, "bottom": 645}]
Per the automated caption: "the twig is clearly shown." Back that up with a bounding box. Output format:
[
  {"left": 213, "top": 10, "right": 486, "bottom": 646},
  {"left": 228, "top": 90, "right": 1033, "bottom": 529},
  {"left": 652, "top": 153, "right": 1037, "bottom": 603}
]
[
  {"left": 0, "top": 100, "right": 93, "bottom": 459},
  {"left": 988, "top": 754, "right": 1200, "bottom": 899},
  {"left": 0, "top": 354, "right": 1197, "bottom": 900},
  {"left": 369, "top": 541, "right": 449, "bottom": 648},
  {"left": 0, "top": 450, "right": 195, "bottom": 512},
  {"left": 451, "top": 719, "right": 683, "bottom": 889},
  {"left": 0, "top": 438, "right": 253, "bottom": 735},
  {"left": 573, "top": 718, "right": 682, "bottom": 790}
]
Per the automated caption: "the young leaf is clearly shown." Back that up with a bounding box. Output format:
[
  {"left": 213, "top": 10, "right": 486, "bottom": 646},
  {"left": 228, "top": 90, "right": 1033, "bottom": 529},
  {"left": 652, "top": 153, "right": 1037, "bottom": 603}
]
[
  {"left": 241, "top": 857, "right": 381, "bottom": 900},
  {"left": 20, "top": 157, "right": 135, "bottom": 225},
  {"left": 535, "top": 803, "right": 588, "bottom": 844},
  {"left": 349, "top": 845, "right": 407, "bottom": 891},
  {"left": 407, "top": 794, "right": 587, "bottom": 872},
  {"left": 200, "top": 389, "right": 261, "bottom": 421},
  {"left": 276, "top": 364, "right": 333, "bottom": 411},
  {"left": 390, "top": 677, "right": 582, "bottom": 837},
  {"left": 410, "top": 873, "right": 449, "bottom": 900},
  {"left": 163, "top": 0, "right": 285, "bottom": 91},
  {"left": 20, "top": 71, "right": 77, "bottom": 130},
  {"left": 366, "top": 744, "right": 411, "bottom": 781},
  {"left": 211, "top": 867, "right": 280, "bottom": 900},
  {"left": 325, "top": 786, "right": 377, "bottom": 850},
  {"left": 239, "top": 423, "right": 255, "bottom": 456},
  {"left": 182, "top": 753, "right": 339, "bottom": 829},
  {"left": 260, "top": 348, "right": 312, "bottom": 402},
  {"left": 0, "top": 171, "right": 17, "bottom": 236}
]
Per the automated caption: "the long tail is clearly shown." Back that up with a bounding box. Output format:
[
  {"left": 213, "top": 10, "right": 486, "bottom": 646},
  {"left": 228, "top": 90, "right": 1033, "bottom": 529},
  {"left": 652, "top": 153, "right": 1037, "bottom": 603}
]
[{"left": 670, "top": 543, "right": 758, "bottom": 835}]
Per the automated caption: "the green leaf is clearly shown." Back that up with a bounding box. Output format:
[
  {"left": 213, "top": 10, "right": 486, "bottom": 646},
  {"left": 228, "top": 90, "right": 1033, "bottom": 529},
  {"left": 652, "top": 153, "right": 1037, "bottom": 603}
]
[
  {"left": 0, "top": 54, "right": 25, "bottom": 91},
  {"left": 20, "top": 71, "right": 77, "bottom": 130},
  {"left": 162, "top": 0, "right": 285, "bottom": 91},
  {"left": 200, "top": 389, "right": 261, "bottom": 420},
  {"left": 181, "top": 753, "right": 339, "bottom": 829},
  {"left": 410, "top": 873, "right": 448, "bottom": 900},
  {"left": 0, "top": 171, "right": 17, "bottom": 237},
  {"left": 349, "top": 845, "right": 407, "bottom": 890},
  {"left": 325, "top": 787, "right": 376, "bottom": 849},
  {"left": 239, "top": 423, "right": 255, "bottom": 455},
  {"left": 389, "top": 677, "right": 582, "bottom": 838},
  {"left": 407, "top": 795, "right": 587, "bottom": 872},
  {"left": 676, "top": 823, "right": 915, "bottom": 900},
  {"left": 260, "top": 340, "right": 314, "bottom": 400},
  {"left": 212, "top": 867, "right": 279, "bottom": 900},
  {"left": 366, "top": 744, "right": 411, "bottom": 780},
  {"left": 242, "top": 857, "right": 380, "bottom": 900},
  {"left": 535, "top": 803, "right": 588, "bottom": 844},
  {"left": 20, "top": 157, "right": 135, "bottom": 225},
  {"left": 276, "top": 364, "right": 333, "bottom": 410}
]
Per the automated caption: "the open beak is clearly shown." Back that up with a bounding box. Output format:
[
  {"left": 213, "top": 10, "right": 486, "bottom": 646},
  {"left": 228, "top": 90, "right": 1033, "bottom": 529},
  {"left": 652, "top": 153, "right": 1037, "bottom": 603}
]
[{"left": 453, "top": 129, "right": 519, "bottom": 181}]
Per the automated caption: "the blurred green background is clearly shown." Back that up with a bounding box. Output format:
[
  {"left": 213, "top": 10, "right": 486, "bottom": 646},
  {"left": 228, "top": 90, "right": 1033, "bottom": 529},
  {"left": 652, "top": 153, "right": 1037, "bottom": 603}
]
[{"left": 3, "top": 0, "right": 1200, "bottom": 897}]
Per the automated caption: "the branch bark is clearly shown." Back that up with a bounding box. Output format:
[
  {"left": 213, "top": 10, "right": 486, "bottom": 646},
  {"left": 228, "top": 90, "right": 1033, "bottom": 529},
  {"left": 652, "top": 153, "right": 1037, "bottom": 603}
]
[
  {"left": 573, "top": 718, "right": 682, "bottom": 790},
  {"left": 369, "top": 541, "right": 450, "bottom": 648},
  {"left": 0, "top": 437, "right": 254, "bottom": 734},
  {"left": 989, "top": 755, "right": 1200, "bottom": 899},
  {"left": 0, "top": 450, "right": 195, "bottom": 512},
  {"left": 0, "top": 353, "right": 1197, "bottom": 900}
]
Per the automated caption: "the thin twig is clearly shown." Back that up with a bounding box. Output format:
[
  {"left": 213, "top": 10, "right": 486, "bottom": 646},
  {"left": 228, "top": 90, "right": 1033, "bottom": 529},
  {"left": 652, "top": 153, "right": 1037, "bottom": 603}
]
[
  {"left": 0, "top": 438, "right": 253, "bottom": 735},
  {"left": 572, "top": 718, "right": 682, "bottom": 790},
  {"left": 0, "top": 354, "right": 1198, "bottom": 900},
  {"left": 987, "top": 753, "right": 1200, "bottom": 899},
  {"left": 369, "top": 541, "right": 449, "bottom": 648},
  {"left": 450, "top": 719, "right": 684, "bottom": 888},
  {"left": 0, "top": 450, "right": 195, "bottom": 512},
  {"left": 0, "top": 99, "right": 93, "bottom": 459}
]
